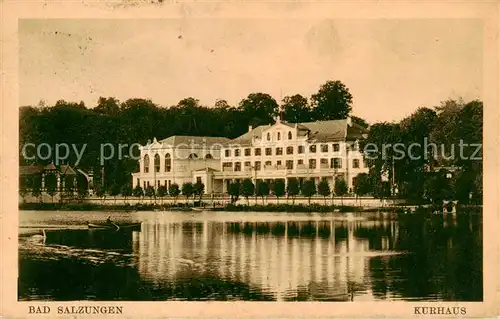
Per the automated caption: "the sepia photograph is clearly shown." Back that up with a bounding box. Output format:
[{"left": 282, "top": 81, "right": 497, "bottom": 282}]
[{"left": 1, "top": 1, "right": 499, "bottom": 317}]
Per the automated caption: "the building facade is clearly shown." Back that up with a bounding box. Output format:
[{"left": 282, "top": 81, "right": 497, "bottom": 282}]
[{"left": 132, "top": 118, "right": 369, "bottom": 194}]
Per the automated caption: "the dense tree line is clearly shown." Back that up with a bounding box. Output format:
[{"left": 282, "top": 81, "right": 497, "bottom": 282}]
[
  {"left": 360, "top": 99, "right": 483, "bottom": 204},
  {"left": 20, "top": 80, "right": 357, "bottom": 189},
  {"left": 19, "top": 79, "right": 482, "bottom": 204}
]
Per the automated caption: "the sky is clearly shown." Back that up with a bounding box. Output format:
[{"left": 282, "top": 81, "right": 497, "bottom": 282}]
[{"left": 19, "top": 18, "right": 483, "bottom": 123}]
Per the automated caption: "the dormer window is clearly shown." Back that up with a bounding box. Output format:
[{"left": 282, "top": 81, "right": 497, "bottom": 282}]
[{"left": 288, "top": 131, "right": 292, "bottom": 140}]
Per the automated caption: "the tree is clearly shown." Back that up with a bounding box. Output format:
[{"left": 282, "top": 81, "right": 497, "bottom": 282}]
[
  {"left": 45, "top": 173, "right": 58, "bottom": 203},
  {"left": 182, "top": 182, "right": 194, "bottom": 204},
  {"left": 351, "top": 116, "right": 369, "bottom": 128},
  {"left": 424, "top": 171, "right": 453, "bottom": 204},
  {"left": 240, "top": 178, "right": 255, "bottom": 205},
  {"left": 228, "top": 181, "right": 241, "bottom": 204},
  {"left": 96, "top": 184, "right": 106, "bottom": 203},
  {"left": 282, "top": 94, "right": 312, "bottom": 123},
  {"left": 132, "top": 184, "right": 144, "bottom": 201},
  {"left": 372, "top": 180, "right": 391, "bottom": 203},
  {"left": 76, "top": 174, "right": 89, "bottom": 199},
  {"left": 19, "top": 176, "right": 31, "bottom": 203},
  {"left": 271, "top": 179, "right": 286, "bottom": 203},
  {"left": 353, "top": 173, "right": 372, "bottom": 197},
  {"left": 64, "top": 176, "right": 75, "bottom": 200},
  {"left": 317, "top": 179, "right": 331, "bottom": 205},
  {"left": 193, "top": 181, "right": 205, "bottom": 203},
  {"left": 109, "top": 183, "right": 121, "bottom": 204},
  {"left": 157, "top": 185, "right": 168, "bottom": 204},
  {"left": 334, "top": 178, "right": 348, "bottom": 205},
  {"left": 286, "top": 178, "right": 300, "bottom": 204},
  {"left": 168, "top": 183, "right": 181, "bottom": 204},
  {"left": 239, "top": 93, "right": 279, "bottom": 126},
  {"left": 310, "top": 80, "right": 353, "bottom": 120},
  {"left": 144, "top": 185, "right": 155, "bottom": 202},
  {"left": 301, "top": 179, "right": 316, "bottom": 205},
  {"left": 31, "top": 175, "right": 43, "bottom": 203},
  {"left": 121, "top": 183, "right": 132, "bottom": 201},
  {"left": 255, "top": 180, "right": 270, "bottom": 204},
  {"left": 95, "top": 97, "right": 120, "bottom": 116}
]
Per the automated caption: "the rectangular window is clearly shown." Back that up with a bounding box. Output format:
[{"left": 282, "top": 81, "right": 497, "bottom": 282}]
[
  {"left": 276, "top": 147, "right": 283, "bottom": 155},
  {"left": 332, "top": 158, "right": 342, "bottom": 169},
  {"left": 234, "top": 162, "right": 241, "bottom": 171},
  {"left": 225, "top": 149, "right": 231, "bottom": 157},
  {"left": 298, "top": 145, "right": 305, "bottom": 154},
  {"left": 234, "top": 149, "right": 241, "bottom": 157},
  {"left": 286, "top": 160, "right": 293, "bottom": 169},
  {"left": 353, "top": 159, "right": 360, "bottom": 168},
  {"left": 244, "top": 148, "right": 251, "bottom": 156},
  {"left": 157, "top": 181, "right": 160, "bottom": 188},
  {"left": 168, "top": 180, "right": 171, "bottom": 188},
  {"left": 277, "top": 160, "right": 282, "bottom": 166},
  {"left": 265, "top": 161, "right": 272, "bottom": 166},
  {"left": 320, "top": 158, "right": 328, "bottom": 165},
  {"left": 196, "top": 177, "right": 202, "bottom": 183},
  {"left": 255, "top": 148, "right": 261, "bottom": 156},
  {"left": 244, "top": 161, "right": 251, "bottom": 167},
  {"left": 286, "top": 146, "right": 294, "bottom": 155},
  {"left": 144, "top": 167, "right": 149, "bottom": 173},
  {"left": 222, "top": 162, "right": 233, "bottom": 169},
  {"left": 321, "top": 144, "right": 328, "bottom": 152},
  {"left": 255, "top": 161, "right": 261, "bottom": 171},
  {"left": 309, "top": 145, "right": 317, "bottom": 153},
  {"left": 333, "top": 143, "right": 340, "bottom": 152},
  {"left": 265, "top": 148, "right": 272, "bottom": 156},
  {"left": 309, "top": 159, "right": 316, "bottom": 169},
  {"left": 298, "top": 159, "right": 304, "bottom": 165}
]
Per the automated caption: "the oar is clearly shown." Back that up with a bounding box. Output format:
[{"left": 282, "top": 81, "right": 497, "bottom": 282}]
[{"left": 112, "top": 222, "right": 120, "bottom": 231}]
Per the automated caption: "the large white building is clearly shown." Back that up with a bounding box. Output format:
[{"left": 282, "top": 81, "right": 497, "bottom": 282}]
[{"left": 132, "top": 118, "right": 369, "bottom": 194}]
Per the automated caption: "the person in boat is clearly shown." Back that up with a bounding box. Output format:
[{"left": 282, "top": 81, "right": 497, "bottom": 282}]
[{"left": 106, "top": 216, "right": 112, "bottom": 224}]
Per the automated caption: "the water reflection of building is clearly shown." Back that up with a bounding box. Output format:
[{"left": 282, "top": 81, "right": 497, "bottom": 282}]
[{"left": 132, "top": 219, "right": 399, "bottom": 301}]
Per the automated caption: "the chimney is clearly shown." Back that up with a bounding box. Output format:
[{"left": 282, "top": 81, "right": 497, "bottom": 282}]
[
  {"left": 346, "top": 116, "right": 352, "bottom": 127},
  {"left": 248, "top": 125, "right": 253, "bottom": 132}
]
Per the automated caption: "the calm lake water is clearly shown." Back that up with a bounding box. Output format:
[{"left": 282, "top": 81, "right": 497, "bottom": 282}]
[{"left": 18, "top": 210, "right": 482, "bottom": 301}]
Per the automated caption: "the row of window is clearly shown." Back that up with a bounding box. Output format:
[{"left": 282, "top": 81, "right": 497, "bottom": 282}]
[
  {"left": 222, "top": 158, "right": 361, "bottom": 171},
  {"left": 224, "top": 143, "right": 350, "bottom": 157},
  {"left": 266, "top": 131, "right": 293, "bottom": 141},
  {"left": 142, "top": 153, "right": 213, "bottom": 173}
]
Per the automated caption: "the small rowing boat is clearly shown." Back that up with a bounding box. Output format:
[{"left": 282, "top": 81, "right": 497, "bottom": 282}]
[{"left": 87, "top": 222, "right": 142, "bottom": 231}]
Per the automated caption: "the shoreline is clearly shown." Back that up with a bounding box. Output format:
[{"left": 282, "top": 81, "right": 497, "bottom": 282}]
[{"left": 19, "top": 202, "right": 482, "bottom": 214}]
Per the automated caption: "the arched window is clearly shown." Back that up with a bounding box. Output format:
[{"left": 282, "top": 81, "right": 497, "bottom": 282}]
[
  {"left": 205, "top": 154, "right": 213, "bottom": 159},
  {"left": 267, "top": 133, "right": 271, "bottom": 141},
  {"left": 165, "top": 153, "right": 171, "bottom": 172},
  {"left": 188, "top": 153, "right": 198, "bottom": 159},
  {"left": 288, "top": 131, "right": 292, "bottom": 140},
  {"left": 143, "top": 154, "right": 150, "bottom": 173},
  {"left": 154, "top": 154, "right": 160, "bottom": 173}
]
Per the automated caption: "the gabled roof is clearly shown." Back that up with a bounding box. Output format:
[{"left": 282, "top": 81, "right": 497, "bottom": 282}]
[
  {"left": 224, "top": 125, "right": 270, "bottom": 146},
  {"left": 19, "top": 165, "right": 44, "bottom": 176},
  {"left": 44, "top": 162, "right": 56, "bottom": 170},
  {"left": 227, "top": 118, "right": 368, "bottom": 145},
  {"left": 144, "top": 135, "right": 230, "bottom": 149},
  {"left": 60, "top": 164, "right": 77, "bottom": 175}
]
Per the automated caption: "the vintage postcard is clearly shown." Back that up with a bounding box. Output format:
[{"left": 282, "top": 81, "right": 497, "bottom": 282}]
[{"left": 1, "top": 0, "right": 499, "bottom": 318}]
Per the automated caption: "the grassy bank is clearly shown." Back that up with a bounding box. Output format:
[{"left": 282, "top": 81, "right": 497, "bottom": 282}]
[{"left": 19, "top": 202, "right": 405, "bottom": 213}]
